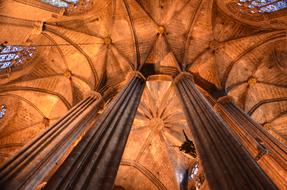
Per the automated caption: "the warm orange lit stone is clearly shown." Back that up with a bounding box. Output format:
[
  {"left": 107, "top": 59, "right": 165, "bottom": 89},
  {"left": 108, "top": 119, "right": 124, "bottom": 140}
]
[
  {"left": 263, "top": 123, "right": 272, "bottom": 130},
  {"left": 64, "top": 70, "right": 72, "bottom": 79},
  {"left": 104, "top": 36, "right": 112, "bottom": 47},
  {"left": 0, "top": 0, "right": 286, "bottom": 189},
  {"left": 248, "top": 77, "right": 257, "bottom": 87},
  {"left": 157, "top": 26, "right": 166, "bottom": 35}
]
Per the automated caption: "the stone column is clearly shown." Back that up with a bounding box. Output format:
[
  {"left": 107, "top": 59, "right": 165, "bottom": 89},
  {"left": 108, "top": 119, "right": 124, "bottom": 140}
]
[
  {"left": 0, "top": 92, "right": 103, "bottom": 190},
  {"left": 44, "top": 72, "right": 145, "bottom": 190},
  {"left": 214, "top": 96, "right": 287, "bottom": 189},
  {"left": 174, "top": 72, "right": 276, "bottom": 190}
]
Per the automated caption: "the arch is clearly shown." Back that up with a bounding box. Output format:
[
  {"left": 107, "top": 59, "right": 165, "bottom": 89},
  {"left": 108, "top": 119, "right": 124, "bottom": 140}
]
[
  {"left": 182, "top": 0, "right": 204, "bottom": 67},
  {"left": 0, "top": 93, "right": 46, "bottom": 118},
  {"left": 41, "top": 32, "right": 69, "bottom": 69},
  {"left": 44, "top": 26, "right": 99, "bottom": 89},
  {"left": 222, "top": 33, "right": 286, "bottom": 88},
  {"left": 248, "top": 97, "right": 287, "bottom": 115},
  {"left": 226, "top": 80, "right": 287, "bottom": 93},
  {"left": 216, "top": 0, "right": 287, "bottom": 29},
  {"left": 269, "top": 110, "right": 287, "bottom": 123},
  {"left": 0, "top": 86, "right": 72, "bottom": 109},
  {"left": 122, "top": 0, "right": 140, "bottom": 70},
  {"left": 120, "top": 159, "right": 167, "bottom": 190}
]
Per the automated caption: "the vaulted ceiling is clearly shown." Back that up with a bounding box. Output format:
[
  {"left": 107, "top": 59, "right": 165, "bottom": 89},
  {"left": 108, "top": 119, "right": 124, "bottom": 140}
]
[{"left": 0, "top": 0, "right": 286, "bottom": 188}]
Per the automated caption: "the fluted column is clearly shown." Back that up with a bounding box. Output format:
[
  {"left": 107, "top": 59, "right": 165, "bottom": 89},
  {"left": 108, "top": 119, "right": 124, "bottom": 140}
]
[
  {"left": 174, "top": 72, "right": 276, "bottom": 190},
  {"left": 214, "top": 96, "right": 287, "bottom": 189},
  {"left": 0, "top": 92, "right": 103, "bottom": 190},
  {"left": 44, "top": 72, "right": 145, "bottom": 190}
]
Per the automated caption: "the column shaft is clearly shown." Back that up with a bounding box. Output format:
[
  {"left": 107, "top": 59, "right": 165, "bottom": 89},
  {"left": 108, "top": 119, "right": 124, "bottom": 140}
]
[
  {"left": 44, "top": 75, "right": 145, "bottom": 190},
  {"left": 0, "top": 93, "right": 103, "bottom": 190},
  {"left": 175, "top": 73, "right": 276, "bottom": 190},
  {"left": 215, "top": 99, "right": 287, "bottom": 189}
]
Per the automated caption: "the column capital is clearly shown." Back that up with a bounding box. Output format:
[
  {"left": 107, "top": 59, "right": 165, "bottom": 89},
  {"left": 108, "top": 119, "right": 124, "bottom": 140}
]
[
  {"left": 213, "top": 103, "right": 221, "bottom": 112},
  {"left": 31, "top": 21, "right": 44, "bottom": 35},
  {"left": 174, "top": 72, "right": 194, "bottom": 83},
  {"left": 126, "top": 71, "right": 146, "bottom": 81},
  {"left": 87, "top": 91, "right": 102, "bottom": 100},
  {"left": 217, "top": 95, "right": 234, "bottom": 104},
  {"left": 42, "top": 117, "right": 50, "bottom": 127},
  {"left": 263, "top": 122, "right": 272, "bottom": 130}
]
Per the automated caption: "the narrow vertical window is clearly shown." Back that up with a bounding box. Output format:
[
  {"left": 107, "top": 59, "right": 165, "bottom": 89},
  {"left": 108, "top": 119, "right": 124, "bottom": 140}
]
[
  {"left": 0, "top": 105, "right": 7, "bottom": 119},
  {"left": 189, "top": 163, "right": 199, "bottom": 180}
]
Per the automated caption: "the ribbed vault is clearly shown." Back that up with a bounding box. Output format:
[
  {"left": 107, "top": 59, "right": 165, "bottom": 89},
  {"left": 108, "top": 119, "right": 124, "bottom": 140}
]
[
  {"left": 0, "top": 0, "right": 286, "bottom": 189},
  {"left": 115, "top": 78, "right": 195, "bottom": 190}
]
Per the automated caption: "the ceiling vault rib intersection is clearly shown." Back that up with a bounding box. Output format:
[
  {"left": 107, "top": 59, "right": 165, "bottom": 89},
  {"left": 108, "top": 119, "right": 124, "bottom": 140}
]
[
  {"left": 222, "top": 32, "right": 287, "bottom": 88},
  {"left": 44, "top": 25, "right": 99, "bottom": 90}
]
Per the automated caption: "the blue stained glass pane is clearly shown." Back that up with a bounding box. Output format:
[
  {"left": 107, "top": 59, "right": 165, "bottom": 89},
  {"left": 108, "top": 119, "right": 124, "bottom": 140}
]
[
  {"left": 0, "top": 54, "right": 16, "bottom": 62},
  {"left": 260, "top": 0, "right": 287, "bottom": 12},
  {"left": 41, "top": 0, "right": 69, "bottom": 8},
  {"left": 65, "top": 0, "right": 78, "bottom": 4},
  {"left": 251, "top": 0, "right": 279, "bottom": 7},
  {"left": 17, "top": 58, "right": 25, "bottom": 64},
  {"left": 0, "top": 105, "right": 7, "bottom": 119},
  {"left": 0, "top": 46, "right": 35, "bottom": 71},
  {"left": 239, "top": 0, "right": 287, "bottom": 13},
  {"left": 14, "top": 54, "right": 20, "bottom": 59},
  {"left": 0, "top": 62, "right": 12, "bottom": 69},
  {"left": 189, "top": 163, "right": 199, "bottom": 180}
]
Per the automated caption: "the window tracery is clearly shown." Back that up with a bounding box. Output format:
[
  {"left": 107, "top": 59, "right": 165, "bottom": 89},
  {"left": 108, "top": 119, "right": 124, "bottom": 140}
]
[
  {"left": 238, "top": 0, "right": 287, "bottom": 13},
  {"left": 0, "top": 105, "right": 7, "bottom": 119},
  {"left": 0, "top": 45, "right": 36, "bottom": 71},
  {"left": 189, "top": 162, "right": 205, "bottom": 190},
  {"left": 189, "top": 163, "right": 199, "bottom": 180},
  {"left": 41, "top": 0, "right": 78, "bottom": 8}
]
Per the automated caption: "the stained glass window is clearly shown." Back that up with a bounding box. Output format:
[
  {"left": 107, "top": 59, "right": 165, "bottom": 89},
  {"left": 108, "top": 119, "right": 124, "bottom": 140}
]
[
  {"left": 189, "top": 163, "right": 199, "bottom": 180},
  {"left": 0, "top": 105, "right": 7, "bottom": 119},
  {"left": 0, "top": 45, "right": 36, "bottom": 71},
  {"left": 238, "top": 0, "right": 287, "bottom": 13},
  {"left": 41, "top": 0, "right": 78, "bottom": 8}
]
